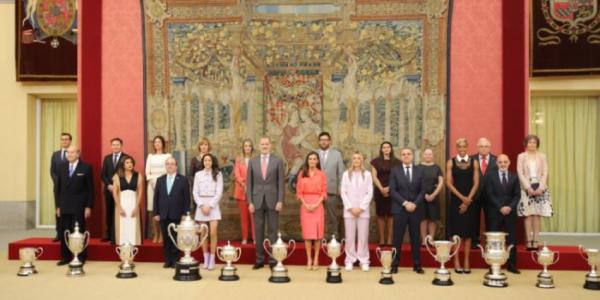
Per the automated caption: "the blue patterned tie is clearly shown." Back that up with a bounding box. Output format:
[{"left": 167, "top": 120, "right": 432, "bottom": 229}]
[
  {"left": 167, "top": 175, "right": 173, "bottom": 195},
  {"left": 69, "top": 164, "right": 74, "bottom": 177}
]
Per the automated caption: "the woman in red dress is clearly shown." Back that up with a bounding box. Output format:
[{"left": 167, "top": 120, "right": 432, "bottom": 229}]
[
  {"left": 233, "top": 139, "right": 256, "bottom": 244},
  {"left": 296, "top": 151, "right": 327, "bottom": 270}
]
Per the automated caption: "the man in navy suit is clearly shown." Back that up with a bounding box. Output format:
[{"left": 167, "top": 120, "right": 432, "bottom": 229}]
[
  {"left": 54, "top": 146, "right": 94, "bottom": 265},
  {"left": 470, "top": 137, "right": 497, "bottom": 248},
  {"left": 50, "top": 132, "right": 72, "bottom": 242},
  {"left": 485, "top": 154, "right": 520, "bottom": 274},
  {"left": 100, "top": 137, "right": 127, "bottom": 244},
  {"left": 389, "top": 148, "right": 426, "bottom": 274},
  {"left": 153, "top": 157, "right": 191, "bottom": 268}
]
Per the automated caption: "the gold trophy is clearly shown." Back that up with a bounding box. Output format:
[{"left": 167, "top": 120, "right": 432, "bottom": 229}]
[
  {"left": 64, "top": 222, "right": 90, "bottom": 277},
  {"left": 264, "top": 232, "right": 296, "bottom": 283},
  {"left": 375, "top": 247, "right": 396, "bottom": 285},
  {"left": 322, "top": 235, "right": 344, "bottom": 284},
  {"left": 579, "top": 245, "right": 600, "bottom": 290},
  {"left": 115, "top": 243, "right": 139, "bottom": 279},
  {"left": 168, "top": 213, "right": 209, "bottom": 281},
  {"left": 216, "top": 241, "right": 242, "bottom": 281},
  {"left": 425, "top": 235, "right": 461, "bottom": 286},
  {"left": 16, "top": 247, "right": 43, "bottom": 276},
  {"left": 531, "top": 242, "right": 559, "bottom": 288},
  {"left": 478, "top": 232, "right": 513, "bottom": 288}
]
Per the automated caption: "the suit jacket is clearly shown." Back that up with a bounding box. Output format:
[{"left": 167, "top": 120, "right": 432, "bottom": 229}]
[
  {"left": 471, "top": 153, "right": 497, "bottom": 203},
  {"left": 246, "top": 154, "right": 285, "bottom": 210},
  {"left": 389, "top": 165, "right": 425, "bottom": 215},
  {"left": 50, "top": 149, "right": 67, "bottom": 184},
  {"left": 516, "top": 152, "right": 549, "bottom": 191},
  {"left": 485, "top": 170, "right": 520, "bottom": 213},
  {"left": 101, "top": 152, "right": 128, "bottom": 192},
  {"left": 153, "top": 173, "right": 190, "bottom": 220},
  {"left": 318, "top": 148, "right": 345, "bottom": 195},
  {"left": 54, "top": 161, "right": 94, "bottom": 215}
]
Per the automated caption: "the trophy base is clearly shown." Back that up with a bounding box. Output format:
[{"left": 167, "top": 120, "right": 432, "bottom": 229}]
[
  {"left": 66, "top": 264, "right": 85, "bottom": 277},
  {"left": 116, "top": 271, "right": 138, "bottom": 279},
  {"left": 173, "top": 261, "right": 201, "bottom": 281},
  {"left": 432, "top": 278, "right": 454, "bottom": 286},
  {"left": 219, "top": 267, "right": 239, "bottom": 281},
  {"left": 379, "top": 275, "right": 394, "bottom": 285},
  {"left": 326, "top": 269, "right": 342, "bottom": 284},
  {"left": 17, "top": 266, "right": 37, "bottom": 277},
  {"left": 583, "top": 280, "right": 600, "bottom": 290},
  {"left": 269, "top": 276, "right": 291, "bottom": 283},
  {"left": 536, "top": 272, "right": 554, "bottom": 289},
  {"left": 269, "top": 268, "right": 290, "bottom": 283}
]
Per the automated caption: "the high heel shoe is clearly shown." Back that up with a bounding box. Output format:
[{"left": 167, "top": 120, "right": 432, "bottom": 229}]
[
  {"left": 454, "top": 268, "right": 464, "bottom": 274},
  {"left": 526, "top": 240, "right": 537, "bottom": 251}
]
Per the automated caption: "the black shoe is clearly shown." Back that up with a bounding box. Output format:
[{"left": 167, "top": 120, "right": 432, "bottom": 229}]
[
  {"left": 163, "top": 263, "right": 170, "bottom": 268},
  {"left": 464, "top": 269, "right": 471, "bottom": 274},
  {"left": 390, "top": 266, "right": 398, "bottom": 274},
  {"left": 170, "top": 264, "right": 176, "bottom": 269},
  {"left": 252, "top": 263, "right": 264, "bottom": 270},
  {"left": 100, "top": 238, "right": 110, "bottom": 242},
  {"left": 56, "top": 260, "right": 69, "bottom": 266},
  {"left": 413, "top": 267, "right": 424, "bottom": 274},
  {"left": 507, "top": 267, "right": 521, "bottom": 274}
]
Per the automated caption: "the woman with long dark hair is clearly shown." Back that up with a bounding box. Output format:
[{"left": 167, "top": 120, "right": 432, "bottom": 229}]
[
  {"left": 145, "top": 135, "right": 172, "bottom": 243},
  {"left": 370, "top": 141, "right": 401, "bottom": 246},
  {"left": 112, "top": 155, "right": 143, "bottom": 245}
]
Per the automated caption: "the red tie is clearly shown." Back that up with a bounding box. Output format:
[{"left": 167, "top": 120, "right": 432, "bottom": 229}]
[
  {"left": 261, "top": 156, "right": 267, "bottom": 180},
  {"left": 481, "top": 156, "right": 487, "bottom": 175}
]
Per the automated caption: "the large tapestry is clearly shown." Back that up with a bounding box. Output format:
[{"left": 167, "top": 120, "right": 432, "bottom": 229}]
[
  {"left": 531, "top": 0, "right": 600, "bottom": 75},
  {"left": 142, "top": 0, "right": 450, "bottom": 240}
]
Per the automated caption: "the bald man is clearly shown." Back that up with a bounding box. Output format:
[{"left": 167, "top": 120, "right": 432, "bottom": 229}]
[
  {"left": 54, "top": 146, "right": 94, "bottom": 265},
  {"left": 484, "top": 154, "right": 520, "bottom": 274},
  {"left": 470, "top": 137, "right": 497, "bottom": 248}
]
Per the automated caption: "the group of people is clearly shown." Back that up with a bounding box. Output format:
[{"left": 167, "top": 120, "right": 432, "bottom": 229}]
[{"left": 50, "top": 132, "right": 552, "bottom": 274}]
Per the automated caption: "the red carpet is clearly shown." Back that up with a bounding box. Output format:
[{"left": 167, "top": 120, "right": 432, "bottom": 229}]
[{"left": 8, "top": 238, "right": 589, "bottom": 270}]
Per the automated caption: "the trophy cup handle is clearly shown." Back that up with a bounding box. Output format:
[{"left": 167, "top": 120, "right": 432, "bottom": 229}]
[
  {"left": 63, "top": 230, "right": 69, "bottom": 247},
  {"left": 578, "top": 245, "right": 588, "bottom": 261},
  {"left": 194, "top": 224, "right": 209, "bottom": 252},
  {"left": 391, "top": 247, "right": 397, "bottom": 260},
  {"left": 83, "top": 231, "right": 91, "bottom": 250},
  {"left": 115, "top": 246, "right": 122, "bottom": 257},
  {"left": 551, "top": 252, "right": 560, "bottom": 265},
  {"left": 531, "top": 251, "right": 538, "bottom": 263},
  {"left": 167, "top": 223, "right": 180, "bottom": 251},
  {"left": 477, "top": 244, "right": 486, "bottom": 259},
  {"left": 286, "top": 239, "right": 297, "bottom": 259},
  {"left": 216, "top": 246, "right": 225, "bottom": 262},
  {"left": 339, "top": 239, "right": 346, "bottom": 257},
  {"left": 450, "top": 235, "right": 461, "bottom": 258},
  {"left": 35, "top": 247, "right": 44, "bottom": 259},
  {"left": 424, "top": 235, "right": 436, "bottom": 258},
  {"left": 132, "top": 247, "right": 139, "bottom": 257},
  {"left": 263, "top": 239, "right": 273, "bottom": 258},
  {"left": 375, "top": 247, "right": 381, "bottom": 262},
  {"left": 234, "top": 247, "right": 242, "bottom": 262}
]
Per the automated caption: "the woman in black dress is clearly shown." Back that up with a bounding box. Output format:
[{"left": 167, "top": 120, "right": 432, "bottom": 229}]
[
  {"left": 419, "top": 148, "right": 444, "bottom": 246},
  {"left": 370, "top": 142, "right": 401, "bottom": 246},
  {"left": 446, "top": 138, "right": 479, "bottom": 273}
]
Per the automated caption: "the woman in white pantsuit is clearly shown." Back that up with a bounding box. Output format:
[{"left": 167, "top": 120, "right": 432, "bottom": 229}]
[{"left": 112, "top": 155, "right": 143, "bottom": 245}]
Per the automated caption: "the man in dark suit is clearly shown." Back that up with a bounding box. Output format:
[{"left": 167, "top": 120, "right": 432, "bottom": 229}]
[
  {"left": 100, "top": 137, "right": 127, "bottom": 243},
  {"left": 470, "top": 137, "right": 497, "bottom": 248},
  {"left": 54, "top": 146, "right": 94, "bottom": 265},
  {"left": 246, "top": 137, "right": 285, "bottom": 269},
  {"left": 485, "top": 154, "right": 520, "bottom": 274},
  {"left": 389, "top": 148, "right": 426, "bottom": 274},
  {"left": 153, "top": 157, "right": 190, "bottom": 268},
  {"left": 50, "top": 132, "right": 72, "bottom": 242}
]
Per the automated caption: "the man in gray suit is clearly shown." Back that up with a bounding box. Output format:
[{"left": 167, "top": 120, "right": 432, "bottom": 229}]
[
  {"left": 317, "top": 132, "right": 345, "bottom": 238},
  {"left": 247, "top": 136, "right": 285, "bottom": 269}
]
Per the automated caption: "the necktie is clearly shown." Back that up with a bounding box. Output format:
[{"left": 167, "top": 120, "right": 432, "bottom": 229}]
[
  {"left": 481, "top": 156, "right": 488, "bottom": 175},
  {"left": 112, "top": 154, "right": 118, "bottom": 167},
  {"left": 167, "top": 176, "right": 174, "bottom": 195},
  {"left": 61, "top": 150, "right": 66, "bottom": 161},
  {"left": 322, "top": 151, "right": 328, "bottom": 166},
  {"left": 501, "top": 172, "right": 508, "bottom": 187},
  {"left": 69, "top": 164, "right": 75, "bottom": 177},
  {"left": 261, "top": 156, "right": 267, "bottom": 180},
  {"left": 405, "top": 166, "right": 411, "bottom": 182}
]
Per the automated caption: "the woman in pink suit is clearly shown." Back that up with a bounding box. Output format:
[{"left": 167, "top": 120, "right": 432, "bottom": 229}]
[
  {"left": 341, "top": 152, "right": 373, "bottom": 272},
  {"left": 233, "top": 139, "right": 256, "bottom": 244},
  {"left": 296, "top": 151, "right": 327, "bottom": 270}
]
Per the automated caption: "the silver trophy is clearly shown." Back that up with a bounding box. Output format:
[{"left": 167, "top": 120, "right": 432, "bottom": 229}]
[
  {"left": 264, "top": 232, "right": 296, "bottom": 283},
  {"left": 532, "top": 242, "right": 559, "bottom": 288},
  {"left": 322, "top": 235, "right": 344, "bottom": 283},
  {"left": 375, "top": 247, "right": 396, "bottom": 285},
  {"left": 64, "top": 222, "right": 90, "bottom": 277},
  {"left": 216, "top": 241, "right": 242, "bottom": 281},
  {"left": 425, "top": 235, "right": 461, "bottom": 286},
  {"left": 478, "top": 232, "right": 513, "bottom": 287},
  {"left": 579, "top": 245, "right": 600, "bottom": 290},
  {"left": 115, "top": 243, "right": 139, "bottom": 279},
  {"left": 17, "top": 247, "right": 43, "bottom": 276},
  {"left": 168, "top": 213, "right": 209, "bottom": 281}
]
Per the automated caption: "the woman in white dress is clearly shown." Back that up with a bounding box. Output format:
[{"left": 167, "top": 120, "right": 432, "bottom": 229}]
[
  {"left": 145, "top": 135, "right": 172, "bottom": 243},
  {"left": 112, "top": 155, "right": 143, "bottom": 245},
  {"left": 193, "top": 154, "right": 223, "bottom": 270},
  {"left": 517, "top": 135, "right": 553, "bottom": 250}
]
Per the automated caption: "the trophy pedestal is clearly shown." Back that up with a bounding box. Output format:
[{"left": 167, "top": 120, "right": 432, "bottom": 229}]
[
  {"left": 483, "top": 272, "right": 508, "bottom": 288},
  {"left": 116, "top": 264, "right": 137, "bottom": 279},
  {"left": 17, "top": 264, "right": 37, "bottom": 277},
  {"left": 584, "top": 273, "right": 600, "bottom": 290},
  {"left": 66, "top": 262, "right": 85, "bottom": 277},
  {"left": 535, "top": 271, "right": 554, "bottom": 289},
  {"left": 432, "top": 269, "right": 453, "bottom": 286},
  {"left": 269, "top": 267, "right": 291, "bottom": 283},
  {"left": 173, "top": 261, "right": 201, "bottom": 281},
  {"left": 219, "top": 266, "right": 239, "bottom": 281},
  {"left": 326, "top": 268, "right": 342, "bottom": 284},
  {"left": 379, "top": 272, "right": 394, "bottom": 285}
]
